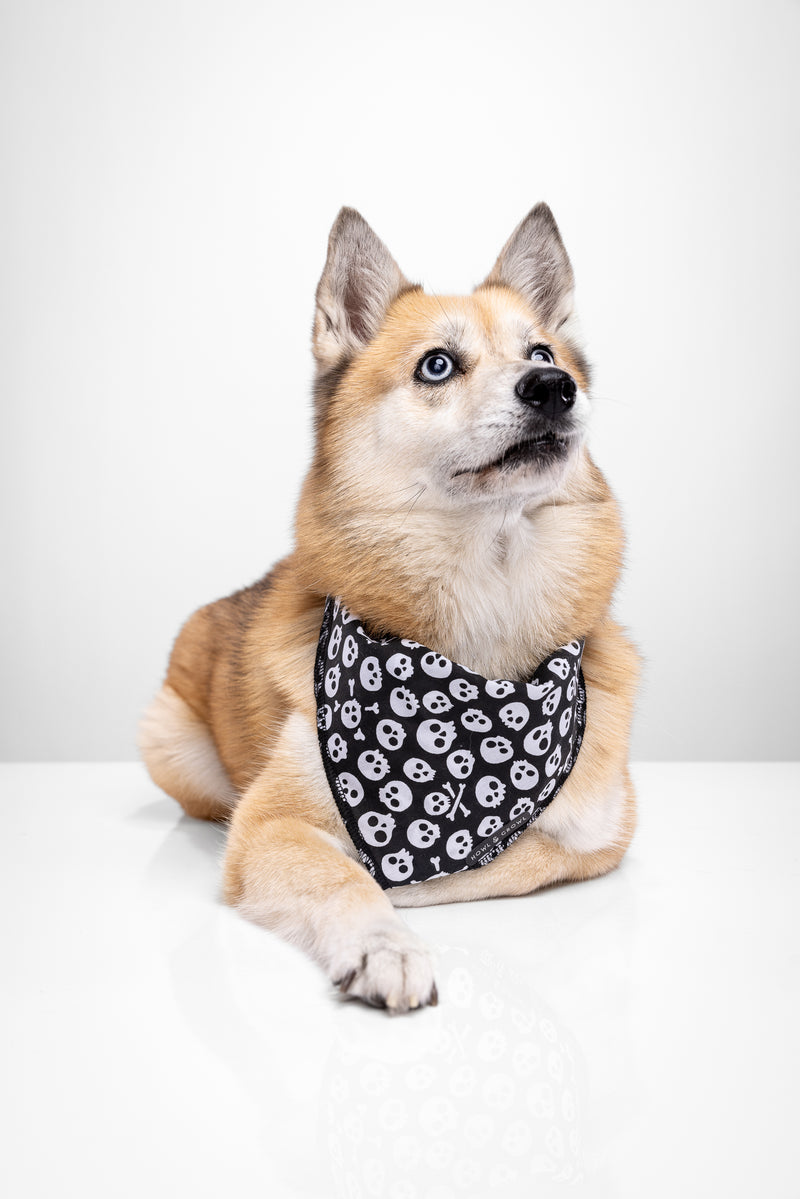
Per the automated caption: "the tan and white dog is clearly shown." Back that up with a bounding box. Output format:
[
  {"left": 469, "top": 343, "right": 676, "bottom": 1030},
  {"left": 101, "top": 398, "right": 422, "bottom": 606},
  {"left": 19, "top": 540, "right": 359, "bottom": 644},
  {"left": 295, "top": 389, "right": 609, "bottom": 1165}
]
[{"left": 140, "top": 204, "right": 639, "bottom": 1013}]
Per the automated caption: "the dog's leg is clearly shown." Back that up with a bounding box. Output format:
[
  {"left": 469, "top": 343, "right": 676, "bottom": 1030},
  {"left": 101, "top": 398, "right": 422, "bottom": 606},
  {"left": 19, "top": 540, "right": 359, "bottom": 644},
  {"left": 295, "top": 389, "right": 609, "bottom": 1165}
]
[
  {"left": 222, "top": 713, "right": 437, "bottom": 1012},
  {"left": 139, "top": 684, "right": 237, "bottom": 821},
  {"left": 390, "top": 767, "right": 636, "bottom": 908}
]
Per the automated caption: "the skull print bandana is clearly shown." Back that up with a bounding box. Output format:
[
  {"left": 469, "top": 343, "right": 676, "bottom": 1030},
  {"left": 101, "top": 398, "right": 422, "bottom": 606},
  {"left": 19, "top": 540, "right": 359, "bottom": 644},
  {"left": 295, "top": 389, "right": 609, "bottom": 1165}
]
[{"left": 314, "top": 597, "right": 587, "bottom": 890}]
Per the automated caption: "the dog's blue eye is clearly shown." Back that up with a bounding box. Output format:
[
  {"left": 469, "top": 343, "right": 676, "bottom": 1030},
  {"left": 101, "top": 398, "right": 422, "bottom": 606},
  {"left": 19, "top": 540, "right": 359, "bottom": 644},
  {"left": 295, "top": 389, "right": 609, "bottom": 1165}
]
[
  {"left": 529, "top": 346, "right": 554, "bottom": 364},
  {"left": 417, "top": 352, "right": 455, "bottom": 383}
]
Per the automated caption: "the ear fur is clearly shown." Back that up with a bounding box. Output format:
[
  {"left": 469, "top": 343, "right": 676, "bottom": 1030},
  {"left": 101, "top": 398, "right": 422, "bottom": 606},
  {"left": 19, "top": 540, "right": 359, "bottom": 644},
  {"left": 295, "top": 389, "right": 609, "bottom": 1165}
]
[
  {"left": 480, "top": 203, "right": 576, "bottom": 332},
  {"left": 313, "top": 208, "right": 411, "bottom": 371}
]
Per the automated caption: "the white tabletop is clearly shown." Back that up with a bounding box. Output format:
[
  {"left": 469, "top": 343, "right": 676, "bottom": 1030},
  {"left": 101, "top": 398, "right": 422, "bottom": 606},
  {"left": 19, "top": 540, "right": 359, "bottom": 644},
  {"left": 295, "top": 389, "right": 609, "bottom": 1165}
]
[{"left": 1, "top": 762, "right": 798, "bottom": 1198}]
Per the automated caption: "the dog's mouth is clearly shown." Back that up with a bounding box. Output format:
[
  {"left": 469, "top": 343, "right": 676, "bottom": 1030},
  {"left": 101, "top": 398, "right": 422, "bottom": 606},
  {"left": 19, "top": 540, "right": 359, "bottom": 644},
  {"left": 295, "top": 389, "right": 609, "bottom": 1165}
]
[{"left": 453, "top": 430, "right": 572, "bottom": 478}]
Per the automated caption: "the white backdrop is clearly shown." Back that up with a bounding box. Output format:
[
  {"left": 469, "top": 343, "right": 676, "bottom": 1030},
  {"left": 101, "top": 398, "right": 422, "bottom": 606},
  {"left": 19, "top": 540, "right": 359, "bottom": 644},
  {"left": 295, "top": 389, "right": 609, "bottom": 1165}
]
[{"left": 2, "top": 0, "right": 798, "bottom": 761}]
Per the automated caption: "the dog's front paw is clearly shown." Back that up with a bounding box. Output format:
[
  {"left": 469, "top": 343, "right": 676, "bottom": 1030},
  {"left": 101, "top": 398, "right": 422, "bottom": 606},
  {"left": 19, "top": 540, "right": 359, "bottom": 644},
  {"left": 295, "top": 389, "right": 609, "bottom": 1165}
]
[{"left": 331, "top": 922, "right": 437, "bottom": 1014}]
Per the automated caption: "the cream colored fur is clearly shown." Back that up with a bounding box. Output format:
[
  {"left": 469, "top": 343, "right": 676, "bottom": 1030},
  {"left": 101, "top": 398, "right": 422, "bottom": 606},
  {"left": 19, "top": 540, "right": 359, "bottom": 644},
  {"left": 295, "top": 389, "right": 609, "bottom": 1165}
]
[
  {"left": 139, "top": 684, "right": 236, "bottom": 821},
  {"left": 141, "top": 205, "right": 639, "bottom": 1013}
]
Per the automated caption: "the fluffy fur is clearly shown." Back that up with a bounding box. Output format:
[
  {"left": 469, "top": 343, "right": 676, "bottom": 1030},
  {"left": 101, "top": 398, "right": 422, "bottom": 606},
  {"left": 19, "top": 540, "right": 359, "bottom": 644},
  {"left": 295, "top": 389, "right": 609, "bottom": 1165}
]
[{"left": 140, "top": 204, "right": 639, "bottom": 1012}]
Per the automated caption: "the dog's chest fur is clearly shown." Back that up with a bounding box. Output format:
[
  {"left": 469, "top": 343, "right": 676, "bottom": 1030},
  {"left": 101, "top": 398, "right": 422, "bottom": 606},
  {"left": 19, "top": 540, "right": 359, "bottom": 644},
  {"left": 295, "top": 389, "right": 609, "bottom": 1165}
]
[{"left": 389, "top": 500, "right": 585, "bottom": 680}]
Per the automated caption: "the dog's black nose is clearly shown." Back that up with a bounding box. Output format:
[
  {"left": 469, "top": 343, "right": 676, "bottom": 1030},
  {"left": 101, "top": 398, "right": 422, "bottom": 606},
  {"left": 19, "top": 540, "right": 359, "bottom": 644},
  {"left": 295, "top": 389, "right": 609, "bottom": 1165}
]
[{"left": 515, "top": 368, "right": 577, "bottom": 419}]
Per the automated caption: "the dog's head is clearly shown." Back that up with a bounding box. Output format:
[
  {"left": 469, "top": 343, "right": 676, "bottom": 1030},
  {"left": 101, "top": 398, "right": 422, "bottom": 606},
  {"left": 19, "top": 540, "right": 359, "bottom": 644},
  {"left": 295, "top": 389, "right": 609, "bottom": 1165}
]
[{"left": 310, "top": 205, "right": 592, "bottom": 511}]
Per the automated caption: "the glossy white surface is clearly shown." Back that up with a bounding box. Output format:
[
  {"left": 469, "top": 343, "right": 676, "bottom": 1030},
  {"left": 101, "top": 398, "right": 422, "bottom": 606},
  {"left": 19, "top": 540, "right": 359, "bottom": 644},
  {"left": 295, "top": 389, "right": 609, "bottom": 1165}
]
[{"left": 2, "top": 762, "right": 798, "bottom": 1198}]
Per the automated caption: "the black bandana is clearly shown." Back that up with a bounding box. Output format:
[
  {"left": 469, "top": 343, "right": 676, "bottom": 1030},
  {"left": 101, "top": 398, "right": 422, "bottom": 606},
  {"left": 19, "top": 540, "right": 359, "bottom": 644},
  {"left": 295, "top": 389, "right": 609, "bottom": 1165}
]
[{"left": 314, "top": 597, "right": 586, "bottom": 890}]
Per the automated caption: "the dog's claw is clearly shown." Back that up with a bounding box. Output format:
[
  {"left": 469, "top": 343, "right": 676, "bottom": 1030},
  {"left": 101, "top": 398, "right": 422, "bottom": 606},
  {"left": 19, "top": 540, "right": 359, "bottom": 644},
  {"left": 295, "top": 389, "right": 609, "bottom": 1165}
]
[
  {"left": 330, "top": 925, "right": 436, "bottom": 1013},
  {"left": 335, "top": 969, "right": 357, "bottom": 993}
]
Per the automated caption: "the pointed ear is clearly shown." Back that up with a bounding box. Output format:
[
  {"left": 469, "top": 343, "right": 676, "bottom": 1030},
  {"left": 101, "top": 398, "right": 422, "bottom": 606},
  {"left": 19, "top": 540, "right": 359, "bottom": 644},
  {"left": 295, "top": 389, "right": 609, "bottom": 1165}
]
[
  {"left": 480, "top": 203, "right": 575, "bottom": 331},
  {"left": 312, "top": 208, "right": 411, "bottom": 371}
]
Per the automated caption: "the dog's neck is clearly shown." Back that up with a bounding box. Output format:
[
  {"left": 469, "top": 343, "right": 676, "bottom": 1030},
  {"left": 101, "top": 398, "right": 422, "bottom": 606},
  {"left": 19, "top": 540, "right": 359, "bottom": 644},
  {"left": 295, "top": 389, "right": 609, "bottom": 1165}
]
[{"left": 297, "top": 450, "right": 622, "bottom": 679}]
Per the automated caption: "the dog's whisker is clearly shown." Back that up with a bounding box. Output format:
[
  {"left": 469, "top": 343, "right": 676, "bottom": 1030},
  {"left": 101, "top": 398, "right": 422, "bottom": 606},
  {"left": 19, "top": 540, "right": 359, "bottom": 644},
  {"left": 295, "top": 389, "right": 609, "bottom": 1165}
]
[
  {"left": 396, "top": 484, "right": 428, "bottom": 525},
  {"left": 427, "top": 287, "right": 467, "bottom": 343},
  {"left": 491, "top": 510, "right": 509, "bottom": 548},
  {"left": 592, "top": 392, "right": 634, "bottom": 409},
  {"left": 427, "top": 288, "right": 450, "bottom": 323}
]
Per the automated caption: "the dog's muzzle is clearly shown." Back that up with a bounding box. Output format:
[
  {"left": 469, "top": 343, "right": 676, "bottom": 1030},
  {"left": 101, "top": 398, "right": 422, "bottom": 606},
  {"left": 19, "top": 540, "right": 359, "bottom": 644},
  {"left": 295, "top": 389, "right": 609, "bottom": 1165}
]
[{"left": 515, "top": 368, "right": 577, "bottom": 422}]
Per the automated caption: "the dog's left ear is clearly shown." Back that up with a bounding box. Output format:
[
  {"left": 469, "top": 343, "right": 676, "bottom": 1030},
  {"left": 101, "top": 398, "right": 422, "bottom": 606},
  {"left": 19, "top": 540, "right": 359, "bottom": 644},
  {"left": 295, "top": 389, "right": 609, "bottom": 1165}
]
[
  {"left": 480, "top": 203, "right": 575, "bottom": 331},
  {"left": 313, "top": 208, "right": 411, "bottom": 371}
]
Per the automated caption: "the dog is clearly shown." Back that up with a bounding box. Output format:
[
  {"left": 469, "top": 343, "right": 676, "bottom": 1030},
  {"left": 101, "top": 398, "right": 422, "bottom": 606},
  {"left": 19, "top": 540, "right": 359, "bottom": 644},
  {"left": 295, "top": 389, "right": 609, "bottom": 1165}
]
[{"left": 140, "top": 204, "right": 639, "bottom": 1013}]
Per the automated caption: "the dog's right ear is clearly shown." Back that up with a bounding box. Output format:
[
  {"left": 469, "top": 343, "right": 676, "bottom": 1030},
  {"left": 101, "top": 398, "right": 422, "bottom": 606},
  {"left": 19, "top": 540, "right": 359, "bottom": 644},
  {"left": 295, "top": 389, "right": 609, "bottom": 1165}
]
[{"left": 313, "top": 208, "right": 410, "bottom": 371}]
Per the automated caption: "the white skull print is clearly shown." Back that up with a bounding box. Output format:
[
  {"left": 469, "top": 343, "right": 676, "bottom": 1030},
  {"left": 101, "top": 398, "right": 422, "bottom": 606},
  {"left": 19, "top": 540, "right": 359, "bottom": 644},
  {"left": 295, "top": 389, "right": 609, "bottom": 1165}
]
[
  {"left": 376, "top": 719, "right": 407, "bottom": 751},
  {"left": 417, "top": 719, "right": 458, "bottom": 754},
  {"left": 526, "top": 678, "right": 554, "bottom": 700},
  {"left": 340, "top": 699, "right": 361, "bottom": 728},
  {"left": 509, "top": 760, "right": 539, "bottom": 790},
  {"left": 389, "top": 686, "right": 419, "bottom": 718},
  {"left": 499, "top": 702, "right": 530, "bottom": 730},
  {"left": 358, "top": 810, "right": 396, "bottom": 847},
  {"left": 386, "top": 652, "right": 414, "bottom": 680},
  {"left": 324, "top": 664, "right": 341, "bottom": 698},
  {"left": 359, "top": 657, "right": 382, "bottom": 691},
  {"left": 336, "top": 772, "right": 364, "bottom": 806},
  {"left": 378, "top": 780, "right": 413, "bottom": 811},
  {"left": 539, "top": 777, "right": 557, "bottom": 802},
  {"left": 480, "top": 736, "right": 514, "bottom": 764},
  {"left": 423, "top": 690, "right": 454, "bottom": 713},
  {"left": 524, "top": 720, "right": 553, "bottom": 757},
  {"left": 446, "top": 829, "right": 474, "bottom": 860},
  {"left": 407, "top": 819, "right": 440, "bottom": 849},
  {"left": 341, "top": 634, "right": 359, "bottom": 667},
  {"left": 423, "top": 791, "right": 451, "bottom": 816},
  {"left": 461, "top": 708, "right": 492, "bottom": 732},
  {"left": 381, "top": 848, "right": 415, "bottom": 884},
  {"left": 327, "top": 622, "right": 342, "bottom": 659},
  {"left": 421, "top": 651, "right": 452, "bottom": 678},
  {"left": 447, "top": 749, "right": 475, "bottom": 779},
  {"left": 403, "top": 758, "right": 437, "bottom": 783},
  {"left": 548, "top": 658, "right": 570, "bottom": 681},
  {"left": 449, "top": 678, "right": 479, "bottom": 702},
  {"left": 475, "top": 776, "right": 505, "bottom": 807},
  {"left": 477, "top": 815, "right": 503, "bottom": 839},
  {"left": 358, "top": 748, "right": 391, "bottom": 780},
  {"left": 485, "top": 679, "right": 515, "bottom": 699},
  {"left": 545, "top": 745, "right": 563, "bottom": 777},
  {"left": 327, "top": 733, "right": 347, "bottom": 762}
]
